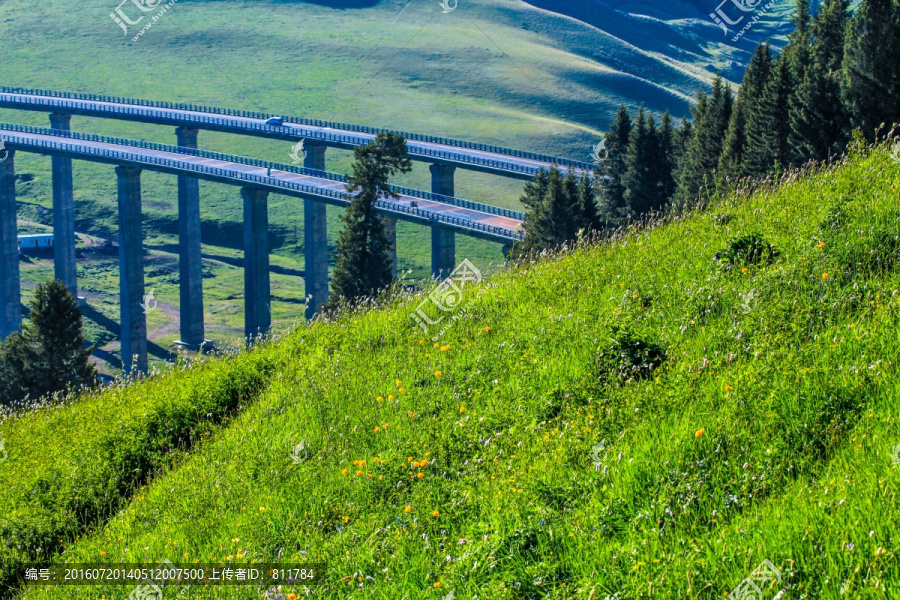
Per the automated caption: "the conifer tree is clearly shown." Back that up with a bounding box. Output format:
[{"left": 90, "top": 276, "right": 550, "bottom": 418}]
[
  {"left": 720, "top": 42, "right": 773, "bottom": 180},
  {"left": 755, "top": 57, "right": 793, "bottom": 171},
  {"left": 577, "top": 172, "right": 601, "bottom": 233},
  {"left": 841, "top": 0, "right": 900, "bottom": 139},
  {"left": 788, "top": 0, "right": 849, "bottom": 161},
  {"left": 783, "top": 0, "right": 814, "bottom": 165},
  {"left": 0, "top": 280, "right": 96, "bottom": 404},
  {"left": 675, "top": 77, "right": 733, "bottom": 207},
  {"left": 671, "top": 117, "right": 692, "bottom": 185},
  {"left": 328, "top": 132, "right": 411, "bottom": 307},
  {"left": 655, "top": 111, "right": 678, "bottom": 205},
  {"left": 597, "top": 105, "right": 632, "bottom": 225},
  {"left": 518, "top": 165, "right": 602, "bottom": 253},
  {"left": 561, "top": 170, "right": 582, "bottom": 240},
  {"left": 622, "top": 108, "right": 656, "bottom": 218}
]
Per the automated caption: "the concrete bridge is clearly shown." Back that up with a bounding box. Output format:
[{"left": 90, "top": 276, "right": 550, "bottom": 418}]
[
  {"left": 0, "top": 89, "right": 587, "bottom": 374},
  {"left": 0, "top": 88, "right": 592, "bottom": 180}
]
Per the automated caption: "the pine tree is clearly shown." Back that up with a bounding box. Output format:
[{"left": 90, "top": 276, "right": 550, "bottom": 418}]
[
  {"left": 675, "top": 77, "right": 733, "bottom": 207},
  {"left": 622, "top": 108, "right": 652, "bottom": 218},
  {"left": 720, "top": 42, "right": 774, "bottom": 180},
  {"left": 327, "top": 132, "right": 412, "bottom": 307},
  {"left": 757, "top": 57, "right": 793, "bottom": 171},
  {"left": 560, "top": 170, "right": 582, "bottom": 241},
  {"left": 788, "top": 0, "right": 850, "bottom": 162},
  {"left": 671, "top": 117, "right": 692, "bottom": 186},
  {"left": 842, "top": 0, "right": 900, "bottom": 140},
  {"left": 518, "top": 165, "right": 595, "bottom": 253},
  {"left": 655, "top": 111, "right": 677, "bottom": 205},
  {"left": 783, "top": 0, "right": 814, "bottom": 165},
  {"left": 577, "top": 172, "right": 601, "bottom": 233},
  {"left": 0, "top": 280, "right": 96, "bottom": 404},
  {"left": 597, "top": 105, "right": 632, "bottom": 226},
  {"left": 520, "top": 167, "right": 549, "bottom": 212}
]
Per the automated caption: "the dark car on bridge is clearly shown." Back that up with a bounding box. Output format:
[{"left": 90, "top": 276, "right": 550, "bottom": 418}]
[{"left": 265, "top": 117, "right": 284, "bottom": 126}]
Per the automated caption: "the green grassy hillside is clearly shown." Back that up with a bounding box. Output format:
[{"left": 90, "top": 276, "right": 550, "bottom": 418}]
[
  {"left": 0, "top": 0, "right": 772, "bottom": 372},
  {"left": 2, "top": 137, "right": 900, "bottom": 598}
]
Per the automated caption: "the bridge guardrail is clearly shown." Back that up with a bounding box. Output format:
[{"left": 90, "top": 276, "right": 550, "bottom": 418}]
[
  {"left": 0, "top": 128, "right": 524, "bottom": 241},
  {"left": 0, "top": 87, "right": 593, "bottom": 174},
  {"left": 0, "top": 121, "right": 524, "bottom": 221}
]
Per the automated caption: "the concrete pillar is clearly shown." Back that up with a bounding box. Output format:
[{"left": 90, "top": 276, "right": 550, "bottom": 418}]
[
  {"left": 0, "top": 150, "right": 20, "bottom": 339},
  {"left": 429, "top": 163, "right": 456, "bottom": 278},
  {"left": 243, "top": 187, "right": 270, "bottom": 341},
  {"left": 116, "top": 166, "right": 148, "bottom": 375},
  {"left": 175, "top": 127, "right": 205, "bottom": 347},
  {"left": 303, "top": 200, "right": 328, "bottom": 319},
  {"left": 431, "top": 227, "right": 456, "bottom": 279},
  {"left": 381, "top": 216, "right": 398, "bottom": 277},
  {"left": 304, "top": 142, "right": 326, "bottom": 172},
  {"left": 303, "top": 143, "right": 329, "bottom": 319},
  {"left": 50, "top": 114, "right": 78, "bottom": 297}
]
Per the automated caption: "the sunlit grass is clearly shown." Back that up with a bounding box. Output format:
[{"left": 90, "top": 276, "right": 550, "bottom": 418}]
[{"left": 3, "top": 141, "right": 900, "bottom": 598}]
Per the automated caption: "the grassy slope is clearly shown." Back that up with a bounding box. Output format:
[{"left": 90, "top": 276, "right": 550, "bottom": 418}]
[
  {"left": 0, "top": 0, "right": 762, "bottom": 368},
  {"left": 3, "top": 141, "right": 900, "bottom": 598}
]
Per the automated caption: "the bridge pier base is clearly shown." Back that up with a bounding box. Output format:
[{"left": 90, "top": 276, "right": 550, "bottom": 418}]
[
  {"left": 429, "top": 163, "right": 457, "bottom": 278},
  {"left": 0, "top": 150, "right": 20, "bottom": 339},
  {"left": 243, "top": 187, "right": 271, "bottom": 342},
  {"left": 304, "top": 143, "right": 329, "bottom": 319},
  {"left": 431, "top": 227, "right": 456, "bottom": 279},
  {"left": 381, "top": 216, "right": 398, "bottom": 277},
  {"left": 116, "top": 166, "right": 148, "bottom": 375},
  {"left": 175, "top": 127, "right": 205, "bottom": 348},
  {"left": 50, "top": 114, "right": 78, "bottom": 298}
]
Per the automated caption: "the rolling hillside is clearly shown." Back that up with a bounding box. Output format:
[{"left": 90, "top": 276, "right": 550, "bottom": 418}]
[
  {"left": 1, "top": 137, "right": 899, "bottom": 598},
  {"left": 0, "top": 0, "right": 788, "bottom": 371}
]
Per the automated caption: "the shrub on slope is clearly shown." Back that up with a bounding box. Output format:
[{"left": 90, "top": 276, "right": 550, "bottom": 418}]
[{"left": 11, "top": 141, "right": 900, "bottom": 599}]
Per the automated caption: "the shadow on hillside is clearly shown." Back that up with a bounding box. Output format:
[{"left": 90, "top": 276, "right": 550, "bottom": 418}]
[{"left": 81, "top": 304, "right": 177, "bottom": 366}]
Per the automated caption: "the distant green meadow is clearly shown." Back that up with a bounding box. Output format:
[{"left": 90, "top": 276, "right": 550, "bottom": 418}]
[
  {"left": 0, "top": 0, "right": 756, "bottom": 371},
  {"left": 1, "top": 135, "right": 899, "bottom": 598}
]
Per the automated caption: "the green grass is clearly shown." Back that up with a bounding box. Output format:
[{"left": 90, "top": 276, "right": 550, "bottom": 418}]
[{"left": 2, "top": 139, "right": 900, "bottom": 598}]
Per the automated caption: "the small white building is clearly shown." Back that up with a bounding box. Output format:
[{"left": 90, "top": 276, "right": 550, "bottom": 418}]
[{"left": 17, "top": 233, "right": 55, "bottom": 249}]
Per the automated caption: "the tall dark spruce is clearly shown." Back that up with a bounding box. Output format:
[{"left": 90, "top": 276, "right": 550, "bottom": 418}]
[
  {"left": 327, "top": 132, "right": 412, "bottom": 308},
  {"left": 0, "top": 280, "right": 97, "bottom": 404}
]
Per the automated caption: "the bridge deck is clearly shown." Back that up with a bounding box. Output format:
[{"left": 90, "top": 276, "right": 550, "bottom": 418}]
[
  {"left": 0, "top": 88, "right": 592, "bottom": 180},
  {"left": 0, "top": 124, "right": 523, "bottom": 244}
]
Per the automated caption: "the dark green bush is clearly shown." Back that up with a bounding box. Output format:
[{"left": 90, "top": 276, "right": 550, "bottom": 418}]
[
  {"left": 713, "top": 233, "right": 780, "bottom": 271},
  {"left": 596, "top": 327, "right": 666, "bottom": 384}
]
